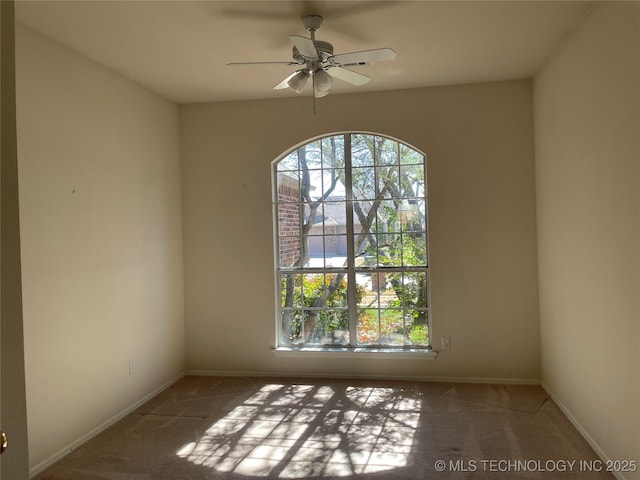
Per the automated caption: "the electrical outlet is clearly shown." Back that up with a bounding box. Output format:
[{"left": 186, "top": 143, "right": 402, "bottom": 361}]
[
  {"left": 129, "top": 359, "right": 135, "bottom": 375},
  {"left": 441, "top": 336, "right": 451, "bottom": 351}
]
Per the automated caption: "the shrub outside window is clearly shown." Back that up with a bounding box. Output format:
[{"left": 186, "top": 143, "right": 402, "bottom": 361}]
[{"left": 274, "top": 133, "right": 430, "bottom": 350}]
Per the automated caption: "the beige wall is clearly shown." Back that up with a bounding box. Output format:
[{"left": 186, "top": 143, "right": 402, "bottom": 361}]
[
  {"left": 180, "top": 79, "right": 540, "bottom": 381},
  {"left": 16, "top": 24, "right": 186, "bottom": 471},
  {"left": 534, "top": 2, "right": 640, "bottom": 478}
]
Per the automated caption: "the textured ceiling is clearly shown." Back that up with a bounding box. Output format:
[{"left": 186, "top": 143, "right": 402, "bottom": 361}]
[{"left": 16, "top": 1, "right": 594, "bottom": 104}]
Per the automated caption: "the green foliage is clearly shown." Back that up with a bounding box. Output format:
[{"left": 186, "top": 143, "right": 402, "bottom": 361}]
[
  {"left": 408, "top": 324, "right": 429, "bottom": 344},
  {"left": 283, "top": 274, "right": 363, "bottom": 344},
  {"left": 300, "top": 274, "right": 347, "bottom": 308},
  {"left": 357, "top": 309, "right": 404, "bottom": 344},
  {"left": 357, "top": 308, "right": 429, "bottom": 346}
]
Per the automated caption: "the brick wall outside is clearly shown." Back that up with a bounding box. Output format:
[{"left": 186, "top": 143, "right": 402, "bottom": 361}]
[{"left": 278, "top": 174, "right": 301, "bottom": 267}]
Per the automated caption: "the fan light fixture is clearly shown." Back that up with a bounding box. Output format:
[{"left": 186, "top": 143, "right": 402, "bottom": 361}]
[
  {"left": 314, "top": 87, "right": 330, "bottom": 98},
  {"left": 288, "top": 70, "right": 309, "bottom": 94},
  {"left": 314, "top": 68, "right": 333, "bottom": 92}
]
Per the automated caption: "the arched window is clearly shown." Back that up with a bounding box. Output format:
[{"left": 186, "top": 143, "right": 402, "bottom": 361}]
[{"left": 274, "top": 133, "right": 430, "bottom": 350}]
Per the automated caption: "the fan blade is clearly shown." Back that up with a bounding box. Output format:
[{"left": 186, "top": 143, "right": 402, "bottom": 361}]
[
  {"left": 274, "top": 71, "right": 301, "bottom": 90},
  {"left": 289, "top": 35, "right": 318, "bottom": 60},
  {"left": 328, "top": 67, "right": 370, "bottom": 86},
  {"left": 332, "top": 48, "right": 397, "bottom": 67},
  {"left": 227, "top": 62, "right": 298, "bottom": 66}
]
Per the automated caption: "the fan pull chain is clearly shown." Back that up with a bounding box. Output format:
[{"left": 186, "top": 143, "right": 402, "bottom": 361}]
[
  {"left": 312, "top": 72, "right": 317, "bottom": 116},
  {"left": 310, "top": 24, "right": 317, "bottom": 115}
]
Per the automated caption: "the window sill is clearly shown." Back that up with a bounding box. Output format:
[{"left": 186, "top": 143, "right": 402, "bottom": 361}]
[{"left": 273, "top": 347, "right": 436, "bottom": 360}]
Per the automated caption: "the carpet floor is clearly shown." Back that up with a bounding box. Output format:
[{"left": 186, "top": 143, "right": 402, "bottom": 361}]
[{"left": 35, "top": 376, "right": 614, "bottom": 479}]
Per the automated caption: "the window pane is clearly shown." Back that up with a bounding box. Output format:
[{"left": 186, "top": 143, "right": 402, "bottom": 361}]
[
  {"left": 401, "top": 272, "right": 428, "bottom": 308},
  {"left": 377, "top": 200, "right": 400, "bottom": 234},
  {"left": 378, "top": 309, "right": 405, "bottom": 344},
  {"left": 323, "top": 169, "right": 346, "bottom": 200},
  {"left": 277, "top": 150, "right": 298, "bottom": 171},
  {"left": 324, "top": 236, "right": 347, "bottom": 264},
  {"left": 300, "top": 141, "right": 322, "bottom": 170},
  {"left": 378, "top": 234, "right": 402, "bottom": 267},
  {"left": 351, "top": 167, "right": 376, "bottom": 200},
  {"left": 276, "top": 172, "right": 300, "bottom": 202},
  {"left": 280, "top": 273, "right": 350, "bottom": 346},
  {"left": 300, "top": 168, "right": 346, "bottom": 202},
  {"left": 322, "top": 135, "right": 345, "bottom": 169},
  {"left": 304, "top": 202, "right": 323, "bottom": 227},
  {"left": 357, "top": 309, "right": 379, "bottom": 344},
  {"left": 399, "top": 165, "right": 425, "bottom": 197},
  {"left": 280, "top": 274, "right": 303, "bottom": 308},
  {"left": 355, "top": 272, "right": 429, "bottom": 347},
  {"left": 356, "top": 273, "right": 377, "bottom": 307},
  {"left": 400, "top": 144, "right": 423, "bottom": 165},
  {"left": 399, "top": 200, "right": 423, "bottom": 233},
  {"left": 358, "top": 309, "right": 407, "bottom": 345},
  {"left": 306, "top": 236, "right": 324, "bottom": 268},
  {"left": 354, "top": 234, "right": 375, "bottom": 267},
  {"left": 376, "top": 166, "right": 399, "bottom": 198},
  {"left": 279, "top": 237, "right": 301, "bottom": 268},
  {"left": 353, "top": 199, "right": 376, "bottom": 259},
  {"left": 281, "top": 309, "right": 303, "bottom": 344},
  {"left": 402, "top": 200, "right": 426, "bottom": 233},
  {"left": 278, "top": 204, "right": 301, "bottom": 237},
  {"left": 325, "top": 274, "right": 349, "bottom": 308},
  {"left": 323, "top": 202, "right": 346, "bottom": 235},
  {"left": 351, "top": 134, "right": 374, "bottom": 166},
  {"left": 304, "top": 309, "right": 349, "bottom": 345},
  {"left": 301, "top": 273, "right": 322, "bottom": 306},
  {"left": 381, "top": 277, "right": 399, "bottom": 310},
  {"left": 408, "top": 320, "right": 429, "bottom": 345},
  {"left": 306, "top": 169, "right": 324, "bottom": 201},
  {"left": 300, "top": 273, "right": 349, "bottom": 307},
  {"left": 401, "top": 233, "right": 427, "bottom": 266},
  {"left": 376, "top": 138, "right": 399, "bottom": 166}
]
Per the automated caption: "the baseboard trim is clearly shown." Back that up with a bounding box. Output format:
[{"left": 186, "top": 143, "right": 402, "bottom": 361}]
[
  {"left": 186, "top": 369, "right": 541, "bottom": 385},
  {"left": 541, "top": 382, "right": 627, "bottom": 480},
  {"left": 29, "top": 371, "right": 187, "bottom": 478}
]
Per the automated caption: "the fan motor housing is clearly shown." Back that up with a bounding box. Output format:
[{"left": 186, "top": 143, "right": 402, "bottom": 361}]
[{"left": 293, "top": 40, "right": 334, "bottom": 62}]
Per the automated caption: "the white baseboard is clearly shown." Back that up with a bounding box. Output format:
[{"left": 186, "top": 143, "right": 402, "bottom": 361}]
[
  {"left": 541, "top": 382, "right": 627, "bottom": 480},
  {"left": 29, "top": 371, "right": 187, "bottom": 478},
  {"left": 186, "top": 369, "right": 541, "bottom": 385}
]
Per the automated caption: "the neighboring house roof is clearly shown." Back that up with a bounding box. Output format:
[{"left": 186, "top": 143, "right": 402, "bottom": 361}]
[{"left": 280, "top": 171, "right": 364, "bottom": 229}]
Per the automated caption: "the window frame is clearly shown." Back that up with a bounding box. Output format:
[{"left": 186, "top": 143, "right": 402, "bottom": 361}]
[{"left": 272, "top": 132, "right": 433, "bottom": 355}]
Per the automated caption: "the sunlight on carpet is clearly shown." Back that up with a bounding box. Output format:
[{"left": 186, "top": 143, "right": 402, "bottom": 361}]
[{"left": 176, "top": 383, "right": 421, "bottom": 477}]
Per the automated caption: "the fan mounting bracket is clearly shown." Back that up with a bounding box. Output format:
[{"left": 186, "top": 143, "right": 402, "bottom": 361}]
[{"left": 302, "top": 15, "right": 323, "bottom": 32}]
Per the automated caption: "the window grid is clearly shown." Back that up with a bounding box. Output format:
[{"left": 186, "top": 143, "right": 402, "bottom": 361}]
[{"left": 275, "top": 133, "right": 430, "bottom": 350}]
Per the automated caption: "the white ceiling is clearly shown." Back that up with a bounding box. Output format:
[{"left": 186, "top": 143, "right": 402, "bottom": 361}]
[{"left": 15, "top": 1, "right": 594, "bottom": 104}]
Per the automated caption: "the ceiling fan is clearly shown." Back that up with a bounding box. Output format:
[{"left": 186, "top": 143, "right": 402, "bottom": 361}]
[{"left": 227, "top": 15, "right": 396, "bottom": 101}]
